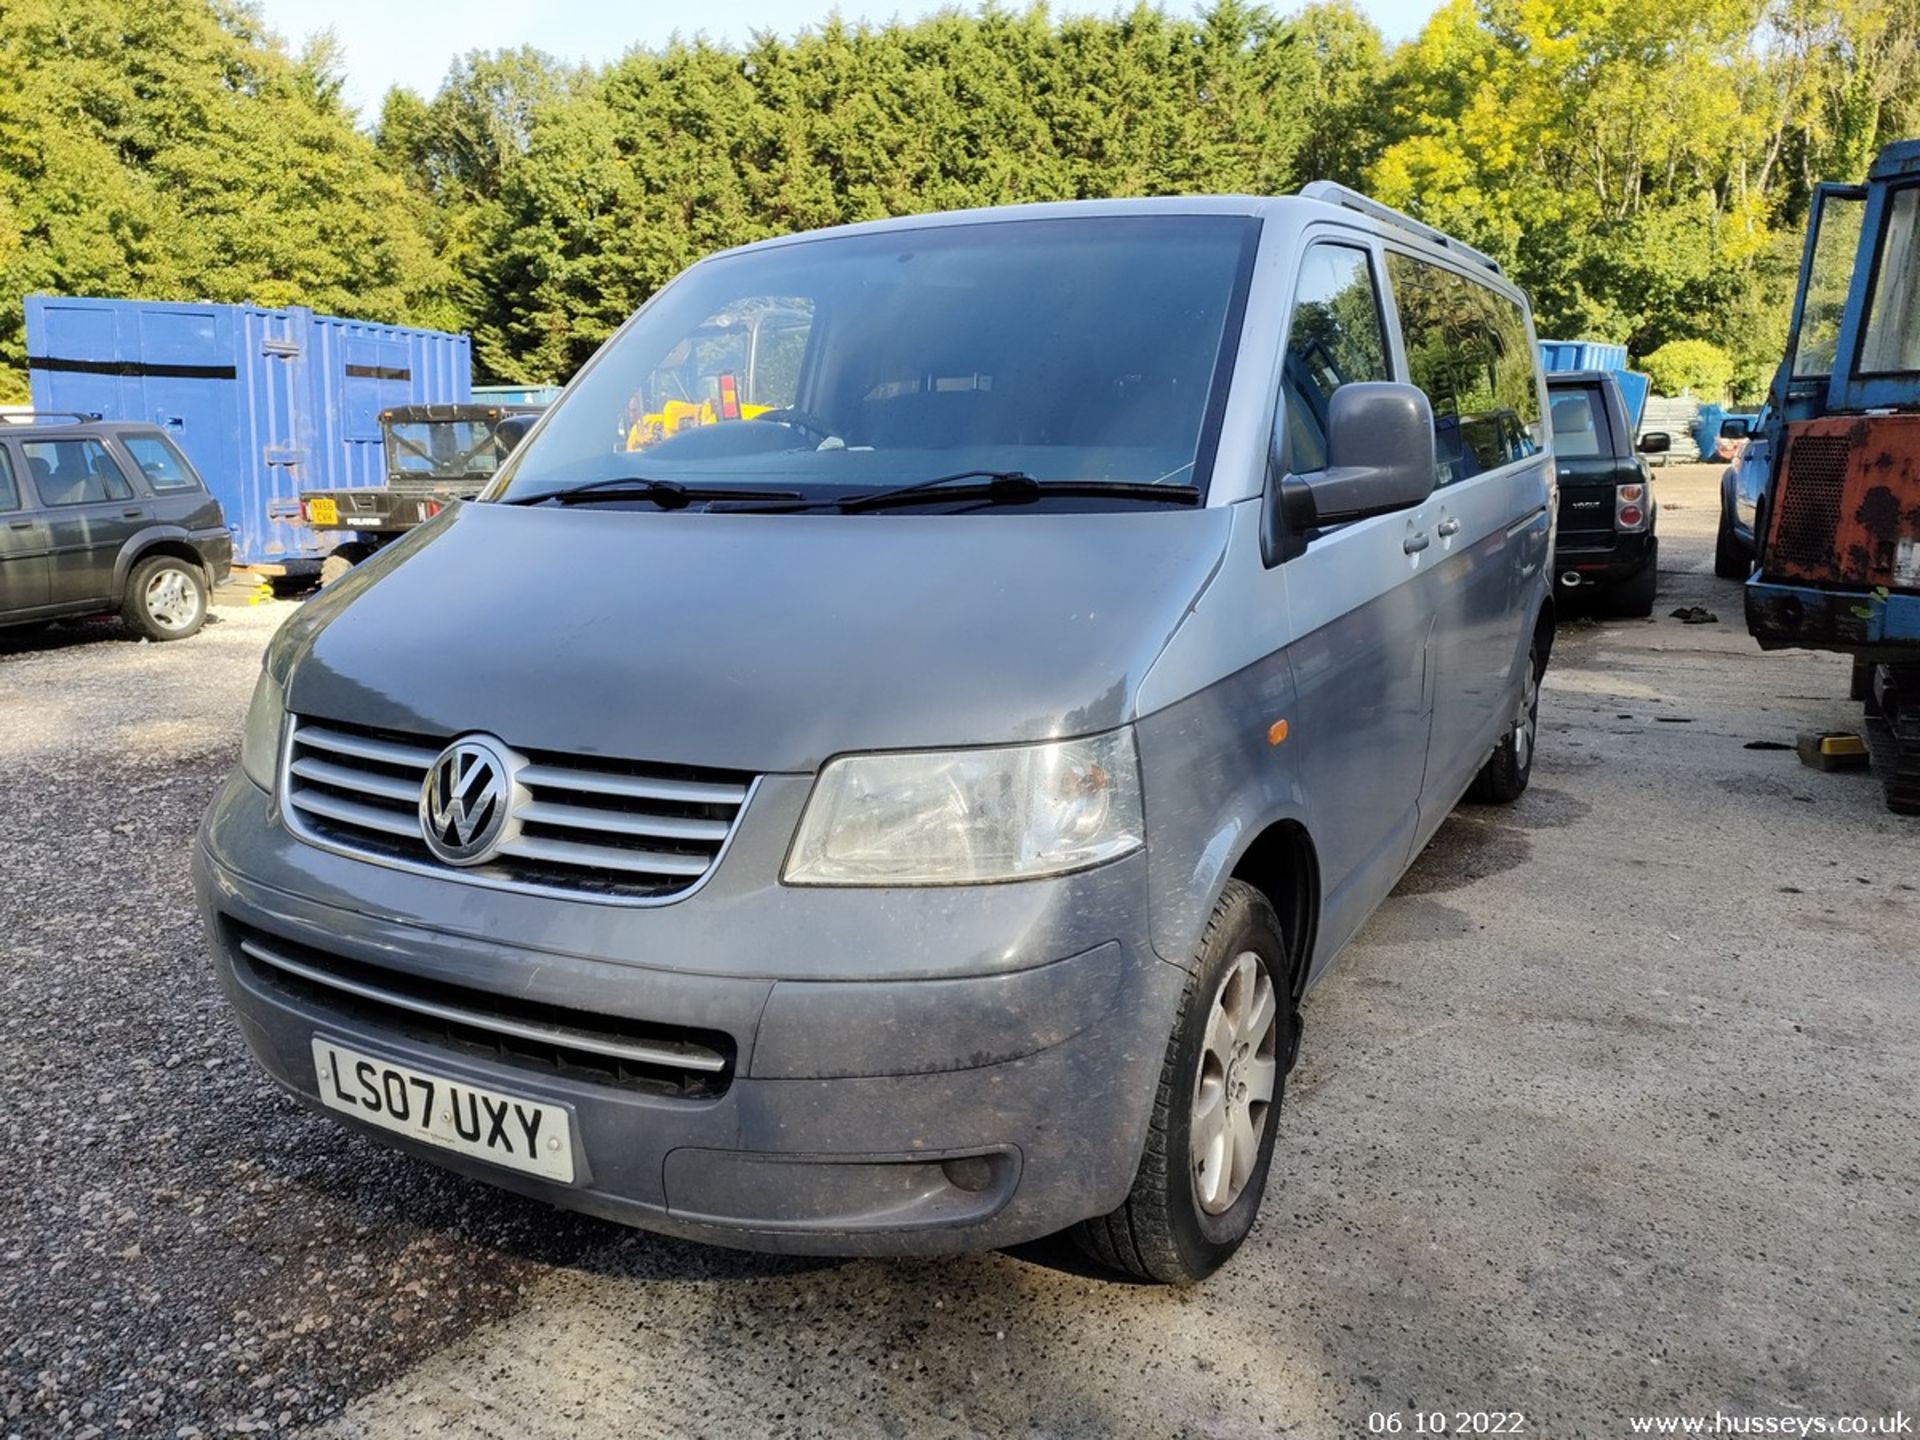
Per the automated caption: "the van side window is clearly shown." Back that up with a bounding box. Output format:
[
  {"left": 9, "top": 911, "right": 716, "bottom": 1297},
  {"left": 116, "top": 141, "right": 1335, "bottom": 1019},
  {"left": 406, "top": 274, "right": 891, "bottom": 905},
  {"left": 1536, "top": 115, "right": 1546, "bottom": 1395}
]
[
  {"left": 0, "top": 449, "right": 17, "bottom": 513},
  {"left": 1277, "top": 244, "right": 1390, "bottom": 473},
  {"left": 1385, "top": 252, "right": 1542, "bottom": 486},
  {"left": 19, "top": 439, "right": 135, "bottom": 505}
]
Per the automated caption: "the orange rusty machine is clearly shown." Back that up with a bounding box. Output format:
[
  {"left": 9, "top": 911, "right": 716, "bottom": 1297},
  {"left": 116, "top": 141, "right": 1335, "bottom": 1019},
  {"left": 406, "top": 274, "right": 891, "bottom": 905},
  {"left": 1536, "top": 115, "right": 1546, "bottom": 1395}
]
[{"left": 1748, "top": 138, "right": 1920, "bottom": 813}]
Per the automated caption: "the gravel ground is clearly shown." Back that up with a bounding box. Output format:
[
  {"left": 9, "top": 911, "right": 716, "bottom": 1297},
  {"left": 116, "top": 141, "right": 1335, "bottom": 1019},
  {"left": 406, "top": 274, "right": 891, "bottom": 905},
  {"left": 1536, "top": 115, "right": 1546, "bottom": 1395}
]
[
  {"left": 3, "top": 468, "right": 1916, "bottom": 1439},
  {"left": 0, "top": 607, "right": 613, "bottom": 1437}
]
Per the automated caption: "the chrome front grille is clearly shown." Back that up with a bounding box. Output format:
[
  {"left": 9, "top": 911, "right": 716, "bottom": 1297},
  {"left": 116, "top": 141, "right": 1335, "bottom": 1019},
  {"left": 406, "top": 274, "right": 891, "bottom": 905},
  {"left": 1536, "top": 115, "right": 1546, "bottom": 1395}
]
[{"left": 281, "top": 716, "right": 754, "bottom": 902}]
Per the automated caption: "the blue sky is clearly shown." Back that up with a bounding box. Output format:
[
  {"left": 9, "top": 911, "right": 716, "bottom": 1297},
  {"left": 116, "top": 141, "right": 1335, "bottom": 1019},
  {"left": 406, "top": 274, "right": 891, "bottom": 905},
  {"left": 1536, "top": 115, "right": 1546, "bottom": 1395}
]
[{"left": 252, "top": 0, "right": 1442, "bottom": 117}]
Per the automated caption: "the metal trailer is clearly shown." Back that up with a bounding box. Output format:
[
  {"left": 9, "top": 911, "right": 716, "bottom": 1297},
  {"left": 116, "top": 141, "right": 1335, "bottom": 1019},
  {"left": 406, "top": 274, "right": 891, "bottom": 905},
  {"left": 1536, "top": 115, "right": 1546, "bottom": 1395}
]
[
  {"left": 24, "top": 296, "right": 470, "bottom": 572},
  {"left": 299, "top": 402, "right": 544, "bottom": 583},
  {"left": 1745, "top": 138, "right": 1920, "bottom": 813}
]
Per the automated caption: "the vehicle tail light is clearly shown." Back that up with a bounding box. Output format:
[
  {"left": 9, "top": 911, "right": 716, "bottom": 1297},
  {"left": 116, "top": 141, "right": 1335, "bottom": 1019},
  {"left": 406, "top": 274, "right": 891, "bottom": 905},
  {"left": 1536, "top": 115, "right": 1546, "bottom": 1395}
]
[
  {"left": 1616, "top": 483, "right": 1649, "bottom": 532},
  {"left": 424, "top": 500, "right": 442, "bottom": 518},
  {"left": 297, "top": 500, "right": 311, "bottom": 522}
]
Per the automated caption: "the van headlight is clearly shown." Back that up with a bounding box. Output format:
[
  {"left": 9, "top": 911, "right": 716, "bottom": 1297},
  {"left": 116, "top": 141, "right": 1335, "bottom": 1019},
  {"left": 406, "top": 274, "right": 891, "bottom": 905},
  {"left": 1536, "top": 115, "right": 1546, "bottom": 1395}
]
[
  {"left": 240, "top": 668, "right": 287, "bottom": 791},
  {"left": 784, "top": 730, "right": 1144, "bottom": 886}
]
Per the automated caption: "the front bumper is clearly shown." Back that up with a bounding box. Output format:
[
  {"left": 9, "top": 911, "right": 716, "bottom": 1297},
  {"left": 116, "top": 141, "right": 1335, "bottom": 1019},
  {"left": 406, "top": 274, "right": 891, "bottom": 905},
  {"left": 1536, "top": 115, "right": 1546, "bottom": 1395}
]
[
  {"left": 195, "top": 772, "right": 1182, "bottom": 1255},
  {"left": 1746, "top": 577, "right": 1920, "bottom": 659}
]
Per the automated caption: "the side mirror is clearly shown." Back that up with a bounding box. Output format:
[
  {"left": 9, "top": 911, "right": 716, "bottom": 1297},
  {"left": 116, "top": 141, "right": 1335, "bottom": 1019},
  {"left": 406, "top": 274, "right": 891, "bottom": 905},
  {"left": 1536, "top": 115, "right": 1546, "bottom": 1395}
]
[
  {"left": 1304, "top": 383, "right": 1437, "bottom": 524},
  {"left": 1637, "top": 431, "right": 1671, "bottom": 455},
  {"left": 1263, "top": 383, "right": 1437, "bottom": 565},
  {"left": 495, "top": 414, "right": 539, "bottom": 452},
  {"left": 1719, "top": 418, "right": 1751, "bottom": 439}
]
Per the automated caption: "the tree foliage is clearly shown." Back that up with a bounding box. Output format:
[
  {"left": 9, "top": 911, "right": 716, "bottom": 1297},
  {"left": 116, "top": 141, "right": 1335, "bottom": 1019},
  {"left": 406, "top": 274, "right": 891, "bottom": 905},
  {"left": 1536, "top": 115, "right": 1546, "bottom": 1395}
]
[
  {"left": 1641, "top": 338, "right": 1736, "bottom": 400},
  {"left": 0, "top": 0, "right": 452, "bottom": 399},
  {"left": 4, "top": 0, "right": 1918, "bottom": 402}
]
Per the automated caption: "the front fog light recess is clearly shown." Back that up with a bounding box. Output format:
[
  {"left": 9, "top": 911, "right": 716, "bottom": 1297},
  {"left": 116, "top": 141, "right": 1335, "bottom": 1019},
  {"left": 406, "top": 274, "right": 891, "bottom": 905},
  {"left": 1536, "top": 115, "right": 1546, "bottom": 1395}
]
[
  {"left": 784, "top": 730, "right": 1144, "bottom": 886},
  {"left": 240, "top": 668, "right": 287, "bottom": 791}
]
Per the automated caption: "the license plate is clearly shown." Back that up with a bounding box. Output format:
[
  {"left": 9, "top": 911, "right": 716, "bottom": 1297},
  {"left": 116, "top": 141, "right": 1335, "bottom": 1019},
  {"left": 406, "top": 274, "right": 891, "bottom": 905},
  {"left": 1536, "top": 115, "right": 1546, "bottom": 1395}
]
[
  {"left": 311, "top": 1038, "right": 575, "bottom": 1183},
  {"left": 306, "top": 497, "right": 340, "bottom": 527}
]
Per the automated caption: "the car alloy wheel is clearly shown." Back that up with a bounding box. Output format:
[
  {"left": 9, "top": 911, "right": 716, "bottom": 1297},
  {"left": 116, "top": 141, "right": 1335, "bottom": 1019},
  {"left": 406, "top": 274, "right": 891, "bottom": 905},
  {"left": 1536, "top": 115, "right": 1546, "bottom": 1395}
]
[
  {"left": 145, "top": 568, "right": 201, "bottom": 632},
  {"left": 1191, "top": 949, "right": 1281, "bottom": 1215}
]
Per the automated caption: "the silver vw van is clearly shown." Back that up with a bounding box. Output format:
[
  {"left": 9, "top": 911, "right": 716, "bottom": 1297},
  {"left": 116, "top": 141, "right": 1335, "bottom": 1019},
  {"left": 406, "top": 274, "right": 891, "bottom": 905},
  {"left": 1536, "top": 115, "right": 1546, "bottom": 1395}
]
[{"left": 197, "top": 185, "right": 1553, "bottom": 1284}]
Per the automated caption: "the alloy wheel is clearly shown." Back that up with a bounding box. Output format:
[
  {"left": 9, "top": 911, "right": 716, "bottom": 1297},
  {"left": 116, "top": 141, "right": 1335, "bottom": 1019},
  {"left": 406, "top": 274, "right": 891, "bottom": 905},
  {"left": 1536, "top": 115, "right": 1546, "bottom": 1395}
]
[
  {"left": 145, "top": 570, "right": 199, "bottom": 632},
  {"left": 1191, "top": 950, "right": 1280, "bottom": 1215},
  {"left": 1514, "top": 659, "right": 1540, "bottom": 770}
]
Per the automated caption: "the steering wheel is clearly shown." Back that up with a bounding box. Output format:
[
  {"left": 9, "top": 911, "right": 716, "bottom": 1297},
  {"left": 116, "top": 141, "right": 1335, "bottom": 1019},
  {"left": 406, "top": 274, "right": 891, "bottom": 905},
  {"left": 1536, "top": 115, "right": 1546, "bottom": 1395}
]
[{"left": 749, "top": 408, "right": 837, "bottom": 444}]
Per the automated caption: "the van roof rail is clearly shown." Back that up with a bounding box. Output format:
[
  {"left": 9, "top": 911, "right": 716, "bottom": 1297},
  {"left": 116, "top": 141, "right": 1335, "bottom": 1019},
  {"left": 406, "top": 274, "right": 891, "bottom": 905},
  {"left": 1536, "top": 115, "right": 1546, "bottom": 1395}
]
[
  {"left": 0, "top": 409, "right": 105, "bottom": 425},
  {"left": 1297, "top": 181, "right": 1504, "bottom": 276}
]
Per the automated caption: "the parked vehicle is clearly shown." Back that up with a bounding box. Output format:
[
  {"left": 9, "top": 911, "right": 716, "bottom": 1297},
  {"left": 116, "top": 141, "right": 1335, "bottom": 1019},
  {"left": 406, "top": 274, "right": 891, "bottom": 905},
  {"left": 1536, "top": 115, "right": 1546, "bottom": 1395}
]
[
  {"left": 1538, "top": 338, "right": 1651, "bottom": 433},
  {"left": 196, "top": 187, "right": 1555, "bottom": 1284},
  {"left": 25, "top": 297, "right": 470, "bottom": 575},
  {"left": 301, "top": 403, "right": 544, "bottom": 583},
  {"left": 1546, "top": 371, "right": 1664, "bottom": 615},
  {"left": 1707, "top": 411, "right": 1758, "bottom": 462},
  {"left": 1744, "top": 138, "right": 1920, "bottom": 813},
  {"left": 0, "top": 414, "right": 232, "bottom": 640},
  {"left": 1716, "top": 408, "right": 1770, "bottom": 577}
]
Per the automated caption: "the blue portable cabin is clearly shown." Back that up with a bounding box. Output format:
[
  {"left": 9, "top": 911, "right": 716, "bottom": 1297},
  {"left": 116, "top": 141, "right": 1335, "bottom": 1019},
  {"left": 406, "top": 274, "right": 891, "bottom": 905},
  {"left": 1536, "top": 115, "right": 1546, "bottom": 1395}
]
[
  {"left": 24, "top": 296, "right": 470, "bottom": 569},
  {"left": 1538, "top": 338, "right": 1651, "bottom": 431},
  {"left": 473, "top": 383, "right": 562, "bottom": 407}
]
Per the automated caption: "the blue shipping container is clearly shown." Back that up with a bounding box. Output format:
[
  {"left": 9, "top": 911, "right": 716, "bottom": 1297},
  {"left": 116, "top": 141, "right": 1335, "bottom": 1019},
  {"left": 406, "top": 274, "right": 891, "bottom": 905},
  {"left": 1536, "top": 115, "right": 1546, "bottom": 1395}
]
[
  {"left": 474, "top": 383, "right": 562, "bottom": 407},
  {"left": 1538, "top": 338, "right": 1651, "bottom": 430},
  {"left": 1538, "top": 338, "right": 1629, "bottom": 374},
  {"left": 25, "top": 296, "right": 470, "bottom": 568}
]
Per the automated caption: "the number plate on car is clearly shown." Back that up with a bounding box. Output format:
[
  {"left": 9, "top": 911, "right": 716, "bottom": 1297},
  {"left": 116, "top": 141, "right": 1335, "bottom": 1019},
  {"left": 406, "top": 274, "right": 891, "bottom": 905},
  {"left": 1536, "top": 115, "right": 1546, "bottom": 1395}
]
[
  {"left": 311, "top": 1038, "right": 575, "bottom": 1183},
  {"left": 306, "top": 497, "right": 340, "bottom": 527}
]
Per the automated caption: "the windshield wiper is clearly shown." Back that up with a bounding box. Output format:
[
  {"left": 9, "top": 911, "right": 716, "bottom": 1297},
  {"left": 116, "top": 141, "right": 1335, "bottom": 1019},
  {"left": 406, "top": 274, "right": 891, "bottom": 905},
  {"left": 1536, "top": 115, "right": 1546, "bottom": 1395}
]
[
  {"left": 502, "top": 477, "right": 804, "bottom": 509},
  {"left": 718, "top": 470, "right": 1203, "bottom": 514}
]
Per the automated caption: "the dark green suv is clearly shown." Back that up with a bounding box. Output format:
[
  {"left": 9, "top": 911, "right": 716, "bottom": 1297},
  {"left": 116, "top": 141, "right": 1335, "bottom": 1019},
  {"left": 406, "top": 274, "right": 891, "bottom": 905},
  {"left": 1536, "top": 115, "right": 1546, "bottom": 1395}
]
[{"left": 0, "top": 414, "right": 233, "bottom": 641}]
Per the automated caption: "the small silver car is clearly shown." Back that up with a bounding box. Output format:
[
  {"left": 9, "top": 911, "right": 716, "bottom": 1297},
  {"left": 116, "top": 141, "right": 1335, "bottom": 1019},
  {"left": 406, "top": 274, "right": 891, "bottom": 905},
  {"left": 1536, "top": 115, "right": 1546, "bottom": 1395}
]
[{"left": 197, "top": 185, "right": 1554, "bottom": 1283}]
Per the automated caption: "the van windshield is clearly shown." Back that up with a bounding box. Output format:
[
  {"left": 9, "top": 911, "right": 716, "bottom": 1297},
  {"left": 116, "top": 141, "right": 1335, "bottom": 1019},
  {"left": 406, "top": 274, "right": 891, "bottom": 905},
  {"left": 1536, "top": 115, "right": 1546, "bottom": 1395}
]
[{"left": 492, "top": 215, "right": 1258, "bottom": 506}]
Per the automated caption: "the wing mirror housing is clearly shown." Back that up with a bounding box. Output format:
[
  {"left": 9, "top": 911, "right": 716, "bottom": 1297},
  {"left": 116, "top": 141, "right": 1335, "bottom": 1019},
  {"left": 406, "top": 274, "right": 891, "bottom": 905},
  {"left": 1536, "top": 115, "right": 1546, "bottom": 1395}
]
[
  {"left": 1637, "top": 430, "right": 1671, "bottom": 455},
  {"left": 1264, "top": 383, "right": 1437, "bottom": 565},
  {"left": 495, "top": 414, "right": 539, "bottom": 452}
]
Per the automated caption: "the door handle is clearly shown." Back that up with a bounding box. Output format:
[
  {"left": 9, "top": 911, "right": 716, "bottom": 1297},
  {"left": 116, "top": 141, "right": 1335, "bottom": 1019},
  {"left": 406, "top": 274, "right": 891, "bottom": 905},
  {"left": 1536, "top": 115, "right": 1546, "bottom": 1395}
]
[
  {"left": 1436, "top": 518, "right": 1461, "bottom": 538},
  {"left": 8, "top": 520, "right": 32, "bottom": 531},
  {"left": 1403, "top": 532, "right": 1431, "bottom": 555},
  {"left": 122, "top": 509, "right": 145, "bottom": 520}
]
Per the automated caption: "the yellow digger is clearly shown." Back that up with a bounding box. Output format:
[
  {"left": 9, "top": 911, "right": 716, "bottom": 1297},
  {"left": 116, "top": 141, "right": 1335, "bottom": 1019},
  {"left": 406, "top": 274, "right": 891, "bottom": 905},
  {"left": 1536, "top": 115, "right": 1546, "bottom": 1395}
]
[{"left": 624, "top": 307, "right": 808, "bottom": 451}]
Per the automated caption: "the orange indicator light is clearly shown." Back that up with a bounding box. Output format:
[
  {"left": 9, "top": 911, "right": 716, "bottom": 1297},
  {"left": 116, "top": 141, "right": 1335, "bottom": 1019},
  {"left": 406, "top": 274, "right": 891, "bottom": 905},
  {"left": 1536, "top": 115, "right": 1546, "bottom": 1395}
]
[{"left": 1268, "top": 719, "right": 1289, "bottom": 746}]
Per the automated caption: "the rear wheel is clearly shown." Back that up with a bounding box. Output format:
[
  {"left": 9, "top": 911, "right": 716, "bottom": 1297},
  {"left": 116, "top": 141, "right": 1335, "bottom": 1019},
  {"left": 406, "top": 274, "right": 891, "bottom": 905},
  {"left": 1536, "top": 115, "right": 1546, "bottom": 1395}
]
[
  {"left": 1714, "top": 508, "right": 1749, "bottom": 580},
  {"left": 1866, "top": 667, "right": 1920, "bottom": 816},
  {"left": 1469, "top": 633, "right": 1542, "bottom": 804},
  {"left": 122, "top": 555, "right": 207, "bottom": 641},
  {"left": 1073, "top": 880, "right": 1294, "bottom": 1285},
  {"left": 1608, "top": 540, "right": 1658, "bottom": 617}
]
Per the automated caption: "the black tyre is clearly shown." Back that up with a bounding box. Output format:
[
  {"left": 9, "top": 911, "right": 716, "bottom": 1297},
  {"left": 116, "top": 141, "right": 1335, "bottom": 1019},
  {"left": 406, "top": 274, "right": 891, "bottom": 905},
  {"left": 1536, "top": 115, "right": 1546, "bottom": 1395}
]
[
  {"left": 1074, "top": 879, "right": 1295, "bottom": 1285},
  {"left": 1851, "top": 659, "right": 1875, "bottom": 705},
  {"left": 1714, "top": 509, "right": 1749, "bottom": 580},
  {"left": 1468, "top": 633, "right": 1543, "bottom": 804},
  {"left": 1866, "top": 669, "right": 1920, "bottom": 815},
  {"left": 122, "top": 555, "right": 207, "bottom": 641},
  {"left": 1608, "top": 540, "right": 1658, "bottom": 618}
]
